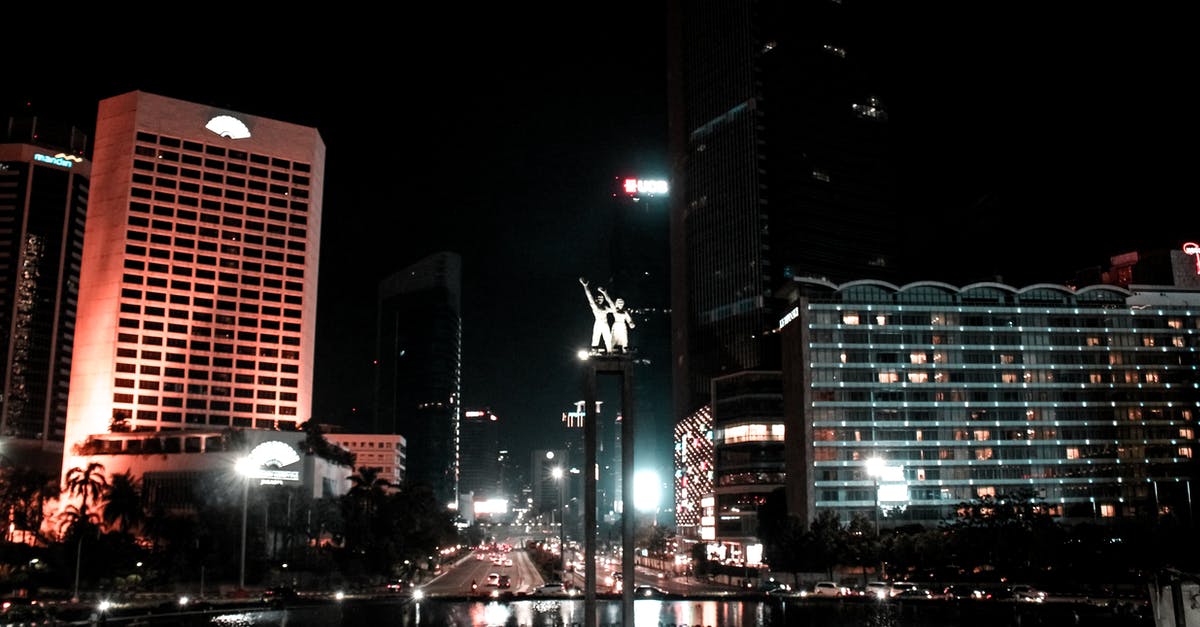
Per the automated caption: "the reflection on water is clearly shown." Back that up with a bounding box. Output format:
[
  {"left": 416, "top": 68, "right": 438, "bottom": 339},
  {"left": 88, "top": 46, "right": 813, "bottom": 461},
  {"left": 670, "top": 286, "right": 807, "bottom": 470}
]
[{"left": 121, "top": 597, "right": 1148, "bottom": 627}]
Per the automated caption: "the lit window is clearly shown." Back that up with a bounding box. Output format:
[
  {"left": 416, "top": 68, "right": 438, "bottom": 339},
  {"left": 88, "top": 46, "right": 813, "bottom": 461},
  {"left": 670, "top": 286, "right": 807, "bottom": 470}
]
[
  {"left": 1173, "top": 336, "right": 1185, "bottom": 347},
  {"left": 875, "top": 314, "right": 887, "bottom": 325},
  {"left": 1089, "top": 373, "right": 1103, "bottom": 383},
  {"left": 933, "top": 372, "right": 946, "bottom": 383},
  {"left": 878, "top": 371, "right": 899, "bottom": 383},
  {"left": 1144, "top": 372, "right": 1160, "bottom": 383},
  {"left": 1086, "top": 337, "right": 1101, "bottom": 346},
  {"left": 1181, "top": 447, "right": 1193, "bottom": 459},
  {"left": 840, "top": 352, "right": 848, "bottom": 363},
  {"left": 910, "top": 352, "right": 927, "bottom": 364},
  {"left": 932, "top": 352, "right": 946, "bottom": 363},
  {"left": 974, "top": 448, "right": 993, "bottom": 460},
  {"left": 1168, "top": 319, "right": 1183, "bottom": 329},
  {"left": 908, "top": 372, "right": 928, "bottom": 383},
  {"left": 977, "top": 486, "right": 995, "bottom": 498},
  {"left": 843, "top": 312, "right": 860, "bottom": 325},
  {"left": 1143, "top": 336, "right": 1156, "bottom": 347},
  {"left": 1001, "top": 373, "right": 1018, "bottom": 383},
  {"left": 973, "top": 430, "right": 990, "bottom": 441},
  {"left": 1100, "top": 504, "right": 1115, "bottom": 518},
  {"left": 999, "top": 354, "right": 1015, "bottom": 364},
  {"left": 1066, "top": 447, "right": 1080, "bottom": 459},
  {"left": 1181, "top": 429, "right": 1194, "bottom": 439}
]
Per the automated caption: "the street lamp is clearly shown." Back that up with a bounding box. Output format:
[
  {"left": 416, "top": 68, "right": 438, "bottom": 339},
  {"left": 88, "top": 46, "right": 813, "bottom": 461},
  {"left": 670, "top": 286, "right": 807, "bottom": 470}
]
[
  {"left": 236, "top": 456, "right": 257, "bottom": 590},
  {"left": 865, "top": 457, "right": 885, "bottom": 537},
  {"left": 552, "top": 466, "right": 565, "bottom": 577}
]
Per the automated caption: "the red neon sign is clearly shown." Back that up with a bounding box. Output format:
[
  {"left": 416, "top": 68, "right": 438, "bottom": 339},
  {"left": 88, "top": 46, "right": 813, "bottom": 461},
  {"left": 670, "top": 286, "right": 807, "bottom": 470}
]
[{"left": 1184, "top": 242, "right": 1200, "bottom": 275}]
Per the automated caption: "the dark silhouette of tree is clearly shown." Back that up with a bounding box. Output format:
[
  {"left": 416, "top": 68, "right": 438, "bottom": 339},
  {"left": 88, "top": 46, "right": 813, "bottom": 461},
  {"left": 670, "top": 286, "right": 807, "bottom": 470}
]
[
  {"left": 64, "top": 462, "right": 108, "bottom": 514},
  {"left": 0, "top": 465, "right": 60, "bottom": 544},
  {"left": 299, "top": 421, "right": 355, "bottom": 468},
  {"left": 102, "top": 471, "right": 145, "bottom": 534},
  {"left": 803, "top": 510, "right": 845, "bottom": 579}
]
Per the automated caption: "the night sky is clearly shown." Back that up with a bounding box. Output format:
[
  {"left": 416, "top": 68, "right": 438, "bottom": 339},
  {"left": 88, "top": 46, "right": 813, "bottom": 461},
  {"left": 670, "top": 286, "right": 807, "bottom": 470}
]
[{"left": 6, "top": 5, "right": 1194, "bottom": 484}]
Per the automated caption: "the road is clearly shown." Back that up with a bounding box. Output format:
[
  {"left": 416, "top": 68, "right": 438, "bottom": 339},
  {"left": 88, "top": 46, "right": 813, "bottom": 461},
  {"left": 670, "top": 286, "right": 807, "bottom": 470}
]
[{"left": 421, "top": 544, "right": 546, "bottom": 597}]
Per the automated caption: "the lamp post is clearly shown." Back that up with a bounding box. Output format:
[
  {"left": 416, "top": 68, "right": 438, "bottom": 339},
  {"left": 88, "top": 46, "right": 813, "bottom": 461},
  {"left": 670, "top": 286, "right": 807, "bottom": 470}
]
[
  {"left": 236, "top": 457, "right": 256, "bottom": 590},
  {"left": 865, "top": 457, "right": 884, "bottom": 537},
  {"left": 552, "top": 466, "right": 565, "bottom": 577}
]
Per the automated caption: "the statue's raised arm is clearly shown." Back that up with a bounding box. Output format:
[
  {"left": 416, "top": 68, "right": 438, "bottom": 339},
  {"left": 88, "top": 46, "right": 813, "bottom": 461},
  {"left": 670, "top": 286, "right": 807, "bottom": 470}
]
[{"left": 580, "top": 277, "right": 613, "bottom": 352}]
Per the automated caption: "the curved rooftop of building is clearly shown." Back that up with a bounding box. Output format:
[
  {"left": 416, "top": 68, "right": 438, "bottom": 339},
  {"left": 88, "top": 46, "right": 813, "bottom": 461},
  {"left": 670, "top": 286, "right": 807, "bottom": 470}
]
[{"left": 790, "top": 276, "right": 1136, "bottom": 306}]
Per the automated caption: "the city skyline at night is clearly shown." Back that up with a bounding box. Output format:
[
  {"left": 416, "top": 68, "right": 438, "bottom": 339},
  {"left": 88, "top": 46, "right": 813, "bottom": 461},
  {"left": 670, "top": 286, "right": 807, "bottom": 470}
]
[{"left": 5, "top": 3, "right": 1195, "bottom": 496}]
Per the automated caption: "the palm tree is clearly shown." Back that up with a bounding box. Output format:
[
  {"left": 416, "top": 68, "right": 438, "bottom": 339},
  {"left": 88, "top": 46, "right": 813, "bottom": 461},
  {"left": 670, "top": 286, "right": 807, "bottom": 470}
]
[
  {"left": 64, "top": 462, "right": 109, "bottom": 513},
  {"left": 102, "top": 471, "right": 145, "bottom": 534}
]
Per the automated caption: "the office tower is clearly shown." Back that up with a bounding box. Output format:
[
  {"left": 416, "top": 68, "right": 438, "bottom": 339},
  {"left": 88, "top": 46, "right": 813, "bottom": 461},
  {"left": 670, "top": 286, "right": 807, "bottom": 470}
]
[
  {"left": 0, "top": 117, "right": 90, "bottom": 473},
  {"left": 668, "top": 1, "right": 898, "bottom": 422},
  {"left": 61, "top": 91, "right": 325, "bottom": 482},
  {"left": 779, "top": 277, "right": 1200, "bottom": 525},
  {"left": 374, "top": 251, "right": 462, "bottom": 506},
  {"left": 459, "top": 410, "right": 499, "bottom": 499}
]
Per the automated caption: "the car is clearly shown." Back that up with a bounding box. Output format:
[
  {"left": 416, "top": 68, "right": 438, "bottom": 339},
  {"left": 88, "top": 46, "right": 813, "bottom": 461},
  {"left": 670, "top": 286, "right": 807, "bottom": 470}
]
[
  {"left": 486, "top": 572, "right": 501, "bottom": 587},
  {"left": 633, "top": 585, "right": 668, "bottom": 598},
  {"left": 942, "top": 584, "right": 984, "bottom": 600},
  {"left": 759, "top": 579, "right": 792, "bottom": 595},
  {"left": 889, "top": 582, "right": 918, "bottom": 598},
  {"left": 1011, "top": 584, "right": 1047, "bottom": 602},
  {"left": 865, "top": 581, "right": 891, "bottom": 599},
  {"left": 895, "top": 587, "right": 933, "bottom": 599},
  {"left": 385, "top": 579, "right": 408, "bottom": 593},
  {"left": 813, "top": 581, "right": 849, "bottom": 597},
  {"left": 261, "top": 586, "right": 300, "bottom": 605},
  {"left": 497, "top": 574, "right": 512, "bottom": 589},
  {"left": 536, "top": 582, "right": 566, "bottom": 595}
]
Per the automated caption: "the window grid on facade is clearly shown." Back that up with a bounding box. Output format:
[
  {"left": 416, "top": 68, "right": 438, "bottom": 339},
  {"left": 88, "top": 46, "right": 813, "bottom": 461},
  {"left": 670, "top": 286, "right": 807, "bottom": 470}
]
[{"left": 112, "top": 133, "right": 313, "bottom": 431}]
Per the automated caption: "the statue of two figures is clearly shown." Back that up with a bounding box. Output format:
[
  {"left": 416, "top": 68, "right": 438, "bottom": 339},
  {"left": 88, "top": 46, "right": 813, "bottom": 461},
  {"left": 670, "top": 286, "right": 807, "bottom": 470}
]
[{"left": 579, "top": 277, "right": 635, "bottom": 354}]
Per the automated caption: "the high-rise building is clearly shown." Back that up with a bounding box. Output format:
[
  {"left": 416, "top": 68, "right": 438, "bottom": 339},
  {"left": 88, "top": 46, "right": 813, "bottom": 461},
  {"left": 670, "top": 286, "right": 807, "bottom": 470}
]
[
  {"left": 673, "top": 405, "right": 713, "bottom": 541},
  {"left": 779, "top": 277, "right": 1200, "bottom": 525},
  {"left": 0, "top": 117, "right": 90, "bottom": 474},
  {"left": 61, "top": 91, "right": 325, "bottom": 483},
  {"left": 459, "top": 410, "right": 499, "bottom": 499},
  {"left": 532, "top": 448, "right": 567, "bottom": 515},
  {"left": 374, "top": 251, "right": 462, "bottom": 506},
  {"left": 667, "top": 1, "right": 899, "bottom": 423}
]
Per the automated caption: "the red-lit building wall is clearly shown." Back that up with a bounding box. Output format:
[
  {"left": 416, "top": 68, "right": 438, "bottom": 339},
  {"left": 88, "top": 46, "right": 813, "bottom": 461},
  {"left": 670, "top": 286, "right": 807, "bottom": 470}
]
[{"left": 62, "top": 91, "right": 325, "bottom": 480}]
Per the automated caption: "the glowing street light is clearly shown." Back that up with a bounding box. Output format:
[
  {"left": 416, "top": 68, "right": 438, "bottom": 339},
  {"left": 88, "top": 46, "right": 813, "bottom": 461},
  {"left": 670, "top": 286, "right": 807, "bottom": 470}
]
[
  {"left": 235, "top": 456, "right": 257, "bottom": 590},
  {"left": 865, "top": 457, "right": 885, "bottom": 536},
  {"left": 552, "top": 466, "right": 565, "bottom": 575},
  {"left": 633, "top": 469, "right": 660, "bottom": 513}
]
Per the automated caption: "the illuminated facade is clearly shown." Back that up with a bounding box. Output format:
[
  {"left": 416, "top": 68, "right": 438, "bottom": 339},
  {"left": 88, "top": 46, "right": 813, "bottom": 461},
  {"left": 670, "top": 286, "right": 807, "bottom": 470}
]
[
  {"left": 0, "top": 130, "right": 90, "bottom": 473},
  {"left": 780, "top": 278, "right": 1200, "bottom": 525},
  {"left": 62, "top": 91, "right": 325, "bottom": 486},
  {"left": 374, "top": 251, "right": 462, "bottom": 506},
  {"left": 673, "top": 404, "right": 713, "bottom": 540},
  {"left": 709, "top": 371, "right": 784, "bottom": 559},
  {"left": 668, "top": 0, "right": 900, "bottom": 425},
  {"left": 325, "top": 432, "right": 406, "bottom": 487}
]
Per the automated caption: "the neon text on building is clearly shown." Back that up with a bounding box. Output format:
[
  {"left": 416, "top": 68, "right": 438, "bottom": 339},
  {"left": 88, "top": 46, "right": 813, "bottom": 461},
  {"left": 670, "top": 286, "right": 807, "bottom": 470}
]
[
  {"left": 34, "top": 153, "right": 74, "bottom": 168},
  {"left": 1184, "top": 242, "right": 1200, "bottom": 275}
]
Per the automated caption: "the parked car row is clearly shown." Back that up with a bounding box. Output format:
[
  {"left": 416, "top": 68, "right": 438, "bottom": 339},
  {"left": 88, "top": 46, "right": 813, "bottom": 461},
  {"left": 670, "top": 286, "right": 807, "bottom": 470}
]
[{"left": 797, "top": 580, "right": 1049, "bottom": 602}]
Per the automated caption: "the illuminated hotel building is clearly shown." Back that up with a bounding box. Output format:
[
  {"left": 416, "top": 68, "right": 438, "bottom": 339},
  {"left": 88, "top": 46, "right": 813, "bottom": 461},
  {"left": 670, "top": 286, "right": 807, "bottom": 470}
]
[
  {"left": 0, "top": 120, "right": 90, "bottom": 474},
  {"left": 779, "top": 277, "right": 1200, "bottom": 525},
  {"left": 61, "top": 91, "right": 325, "bottom": 489}
]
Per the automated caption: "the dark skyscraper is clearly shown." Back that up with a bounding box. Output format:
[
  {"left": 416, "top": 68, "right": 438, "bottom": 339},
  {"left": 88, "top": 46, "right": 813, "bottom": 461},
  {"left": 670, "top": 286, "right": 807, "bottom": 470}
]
[
  {"left": 459, "top": 410, "right": 499, "bottom": 499},
  {"left": 374, "top": 251, "right": 462, "bottom": 506},
  {"left": 0, "top": 116, "right": 90, "bottom": 473},
  {"left": 668, "top": 1, "right": 898, "bottom": 420}
]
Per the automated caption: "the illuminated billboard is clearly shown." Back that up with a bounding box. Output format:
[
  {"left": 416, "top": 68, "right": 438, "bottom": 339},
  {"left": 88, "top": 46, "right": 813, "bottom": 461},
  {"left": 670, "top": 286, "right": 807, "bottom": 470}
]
[{"left": 622, "top": 178, "right": 668, "bottom": 197}]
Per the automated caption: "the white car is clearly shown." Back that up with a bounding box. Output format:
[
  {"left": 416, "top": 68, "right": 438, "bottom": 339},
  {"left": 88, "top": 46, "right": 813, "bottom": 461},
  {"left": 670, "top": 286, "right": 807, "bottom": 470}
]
[{"left": 813, "top": 581, "right": 848, "bottom": 597}]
